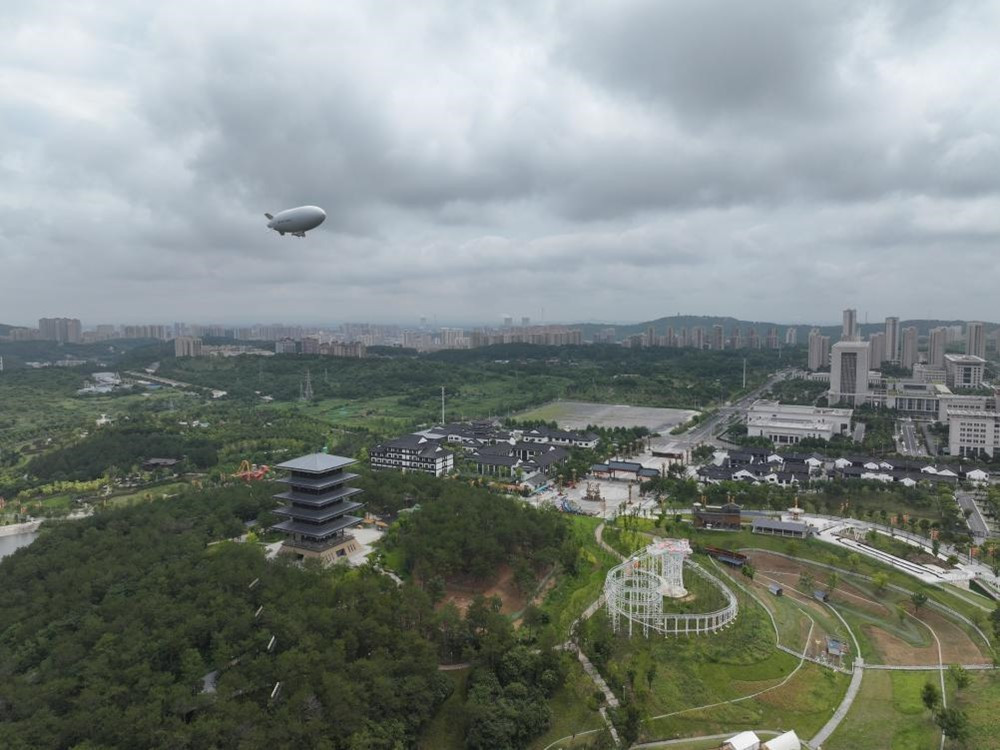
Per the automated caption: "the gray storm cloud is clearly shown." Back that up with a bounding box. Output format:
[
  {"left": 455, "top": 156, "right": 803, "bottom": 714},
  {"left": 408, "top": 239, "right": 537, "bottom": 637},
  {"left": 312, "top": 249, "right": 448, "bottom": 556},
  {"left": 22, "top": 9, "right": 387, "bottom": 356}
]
[{"left": 1, "top": 0, "right": 999, "bottom": 325}]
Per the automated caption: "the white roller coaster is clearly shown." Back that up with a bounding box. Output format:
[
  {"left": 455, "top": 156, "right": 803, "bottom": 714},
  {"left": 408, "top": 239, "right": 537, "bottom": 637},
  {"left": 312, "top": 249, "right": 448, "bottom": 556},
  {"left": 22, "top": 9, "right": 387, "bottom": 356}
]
[{"left": 605, "top": 538, "right": 738, "bottom": 637}]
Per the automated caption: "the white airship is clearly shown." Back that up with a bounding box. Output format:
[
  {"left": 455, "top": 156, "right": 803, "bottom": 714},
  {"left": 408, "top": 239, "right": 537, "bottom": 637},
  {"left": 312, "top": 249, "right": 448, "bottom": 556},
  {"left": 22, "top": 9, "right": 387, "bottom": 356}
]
[{"left": 264, "top": 205, "right": 326, "bottom": 237}]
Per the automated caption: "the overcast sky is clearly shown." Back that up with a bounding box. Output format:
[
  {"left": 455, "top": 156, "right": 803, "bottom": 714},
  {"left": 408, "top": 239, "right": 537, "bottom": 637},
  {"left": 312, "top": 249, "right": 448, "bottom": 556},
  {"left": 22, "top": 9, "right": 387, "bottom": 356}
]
[{"left": 3, "top": 1, "right": 1000, "bottom": 327}]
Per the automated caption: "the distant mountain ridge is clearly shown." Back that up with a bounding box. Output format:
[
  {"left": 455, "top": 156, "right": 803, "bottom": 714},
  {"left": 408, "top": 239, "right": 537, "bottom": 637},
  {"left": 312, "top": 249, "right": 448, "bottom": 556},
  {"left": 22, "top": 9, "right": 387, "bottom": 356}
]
[{"left": 573, "top": 315, "right": 999, "bottom": 342}]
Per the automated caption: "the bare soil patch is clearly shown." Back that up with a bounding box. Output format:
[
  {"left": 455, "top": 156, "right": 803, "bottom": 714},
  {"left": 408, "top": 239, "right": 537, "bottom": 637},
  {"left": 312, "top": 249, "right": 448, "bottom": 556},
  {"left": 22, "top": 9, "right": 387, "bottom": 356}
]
[
  {"left": 918, "top": 607, "right": 988, "bottom": 664},
  {"left": 436, "top": 564, "right": 526, "bottom": 615}
]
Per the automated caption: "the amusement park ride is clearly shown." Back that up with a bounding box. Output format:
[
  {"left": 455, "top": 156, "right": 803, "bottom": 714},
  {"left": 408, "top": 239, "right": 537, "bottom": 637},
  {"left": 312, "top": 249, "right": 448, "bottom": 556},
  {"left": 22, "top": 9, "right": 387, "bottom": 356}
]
[
  {"left": 605, "top": 537, "right": 739, "bottom": 637},
  {"left": 233, "top": 460, "right": 271, "bottom": 481}
]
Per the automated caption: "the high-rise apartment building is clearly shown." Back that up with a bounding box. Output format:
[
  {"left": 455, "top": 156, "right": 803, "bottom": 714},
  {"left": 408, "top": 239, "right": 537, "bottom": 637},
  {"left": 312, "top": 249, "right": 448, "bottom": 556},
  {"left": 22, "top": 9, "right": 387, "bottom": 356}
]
[
  {"left": 38, "top": 317, "right": 82, "bottom": 343},
  {"left": 692, "top": 327, "right": 705, "bottom": 350},
  {"left": 807, "top": 329, "right": 830, "bottom": 371},
  {"left": 901, "top": 326, "right": 918, "bottom": 370},
  {"left": 829, "top": 340, "right": 871, "bottom": 406},
  {"left": 928, "top": 326, "right": 948, "bottom": 367},
  {"left": 712, "top": 325, "right": 724, "bottom": 351},
  {"left": 766, "top": 327, "right": 779, "bottom": 350},
  {"left": 868, "top": 332, "right": 885, "bottom": 367},
  {"left": 174, "top": 336, "right": 203, "bottom": 357},
  {"left": 884, "top": 316, "right": 900, "bottom": 363},
  {"left": 842, "top": 309, "right": 858, "bottom": 341},
  {"left": 966, "top": 321, "right": 986, "bottom": 359},
  {"left": 784, "top": 327, "right": 797, "bottom": 346}
]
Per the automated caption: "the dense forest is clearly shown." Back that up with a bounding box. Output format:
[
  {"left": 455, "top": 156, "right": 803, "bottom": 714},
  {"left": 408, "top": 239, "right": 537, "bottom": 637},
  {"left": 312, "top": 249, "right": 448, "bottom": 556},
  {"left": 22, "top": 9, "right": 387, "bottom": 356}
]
[
  {"left": 387, "top": 488, "right": 572, "bottom": 581},
  {"left": 25, "top": 426, "right": 218, "bottom": 481},
  {"left": 0, "top": 478, "right": 578, "bottom": 748}
]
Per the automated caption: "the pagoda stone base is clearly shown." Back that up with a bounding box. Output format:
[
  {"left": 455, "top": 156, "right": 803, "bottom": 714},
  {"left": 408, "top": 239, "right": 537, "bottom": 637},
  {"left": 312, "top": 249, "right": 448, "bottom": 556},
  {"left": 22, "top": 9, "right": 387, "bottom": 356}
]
[{"left": 279, "top": 535, "right": 360, "bottom": 564}]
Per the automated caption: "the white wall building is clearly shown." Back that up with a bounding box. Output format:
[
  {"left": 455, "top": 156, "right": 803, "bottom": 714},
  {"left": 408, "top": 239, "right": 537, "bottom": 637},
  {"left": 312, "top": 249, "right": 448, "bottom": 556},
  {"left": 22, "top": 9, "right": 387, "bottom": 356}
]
[
  {"left": 746, "top": 400, "right": 853, "bottom": 445},
  {"left": 949, "top": 409, "right": 1000, "bottom": 458},
  {"left": 944, "top": 353, "right": 986, "bottom": 389},
  {"left": 829, "top": 340, "right": 871, "bottom": 406}
]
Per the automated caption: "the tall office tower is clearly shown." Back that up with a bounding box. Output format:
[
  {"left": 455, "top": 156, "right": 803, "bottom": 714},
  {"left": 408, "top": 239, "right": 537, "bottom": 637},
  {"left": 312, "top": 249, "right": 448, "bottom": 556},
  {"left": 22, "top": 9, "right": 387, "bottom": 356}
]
[
  {"left": 712, "top": 324, "right": 724, "bottom": 350},
  {"left": 784, "top": 327, "right": 798, "bottom": 345},
  {"left": 868, "top": 332, "right": 886, "bottom": 367},
  {"left": 928, "top": 326, "right": 948, "bottom": 367},
  {"left": 966, "top": 321, "right": 986, "bottom": 359},
  {"left": 807, "top": 329, "right": 830, "bottom": 371},
  {"left": 842, "top": 308, "right": 858, "bottom": 341},
  {"left": 829, "top": 340, "right": 871, "bottom": 406},
  {"left": 884, "top": 316, "right": 900, "bottom": 363},
  {"left": 692, "top": 327, "right": 705, "bottom": 349},
  {"left": 901, "top": 326, "right": 918, "bottom": 370}
]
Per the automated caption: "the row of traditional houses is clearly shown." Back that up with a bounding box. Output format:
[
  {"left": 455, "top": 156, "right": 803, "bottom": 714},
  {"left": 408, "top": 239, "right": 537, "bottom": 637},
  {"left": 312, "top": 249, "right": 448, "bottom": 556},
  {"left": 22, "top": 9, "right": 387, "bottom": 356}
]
[
  {"left": 705, "top": 447, "right": 990, "bottom": 487},
  {"left": 369, "top": 420, "right": 598, "bottom": 480}
]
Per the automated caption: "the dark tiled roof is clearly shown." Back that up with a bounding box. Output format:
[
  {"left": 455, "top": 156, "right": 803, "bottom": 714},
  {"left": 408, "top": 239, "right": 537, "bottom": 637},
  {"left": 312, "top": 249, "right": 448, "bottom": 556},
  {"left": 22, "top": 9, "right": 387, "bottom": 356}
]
[{"left": 276, "top": 453, "right": 355, "bottom": 473}]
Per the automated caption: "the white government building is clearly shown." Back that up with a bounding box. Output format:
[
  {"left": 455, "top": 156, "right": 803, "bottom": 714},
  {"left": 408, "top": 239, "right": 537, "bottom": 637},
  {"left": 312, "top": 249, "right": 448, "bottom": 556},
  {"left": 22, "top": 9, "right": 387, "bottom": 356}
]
[{"left": 746, "top": 400, "right": 853, "bottom": 445}]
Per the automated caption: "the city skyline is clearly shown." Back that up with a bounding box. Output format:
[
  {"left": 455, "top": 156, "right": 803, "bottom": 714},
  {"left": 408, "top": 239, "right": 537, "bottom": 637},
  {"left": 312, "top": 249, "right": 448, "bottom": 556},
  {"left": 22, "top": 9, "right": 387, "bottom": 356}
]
[{"left": 4, "top": 2, "right": 1000, "bottom": 322}]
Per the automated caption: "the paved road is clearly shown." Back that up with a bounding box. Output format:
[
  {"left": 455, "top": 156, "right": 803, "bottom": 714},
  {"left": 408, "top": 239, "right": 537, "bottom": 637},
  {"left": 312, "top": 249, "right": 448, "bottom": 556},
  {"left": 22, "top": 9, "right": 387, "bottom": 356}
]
[
  {"left": 897, "top": 418, "right": 926, "bottom": 456},
  {"left": 921, "top": 421, "right": 940, "bottom": 456},
  {"left": 956, "top": 491, "right": 990, "bottom": 541},
  {"left": 676, "top": 369, "right": 793, "bottom": 447}
]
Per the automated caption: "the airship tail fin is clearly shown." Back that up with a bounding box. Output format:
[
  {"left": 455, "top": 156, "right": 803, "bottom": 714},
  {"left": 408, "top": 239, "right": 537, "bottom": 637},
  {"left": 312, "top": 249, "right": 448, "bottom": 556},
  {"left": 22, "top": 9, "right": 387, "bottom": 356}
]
[{"left": 264, "top": 213, "right": 273, "bottom": 220}]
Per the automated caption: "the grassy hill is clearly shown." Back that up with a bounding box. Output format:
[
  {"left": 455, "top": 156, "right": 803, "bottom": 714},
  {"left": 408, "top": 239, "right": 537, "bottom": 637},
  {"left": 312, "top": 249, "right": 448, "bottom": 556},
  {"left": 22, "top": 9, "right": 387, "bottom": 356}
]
[{"left": 575, "top": 315, "right": 999, "bottom": 343}]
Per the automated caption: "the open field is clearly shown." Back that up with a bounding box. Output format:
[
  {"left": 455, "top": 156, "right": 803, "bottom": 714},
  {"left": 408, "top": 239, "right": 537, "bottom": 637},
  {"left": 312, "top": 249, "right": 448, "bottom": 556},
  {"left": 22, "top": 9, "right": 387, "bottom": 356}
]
[
  {"left": 516, "top": 400, "right": 698, "bottom": 433},
  {"left": 566, "top": 517, "right": 999, "bottom": 749},
  {"left": 825, "top": 670, "right": 943, "bottom": 750},
  {"left": 745, "top": 550, "right": 990, "bottom": 666}
]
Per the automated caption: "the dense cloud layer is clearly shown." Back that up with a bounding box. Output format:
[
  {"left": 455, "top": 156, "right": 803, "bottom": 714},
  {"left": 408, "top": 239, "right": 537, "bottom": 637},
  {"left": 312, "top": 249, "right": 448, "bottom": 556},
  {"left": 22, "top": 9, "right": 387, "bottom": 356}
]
[{"left": 2, "top": 0, "right": 999, "bottom": 325}]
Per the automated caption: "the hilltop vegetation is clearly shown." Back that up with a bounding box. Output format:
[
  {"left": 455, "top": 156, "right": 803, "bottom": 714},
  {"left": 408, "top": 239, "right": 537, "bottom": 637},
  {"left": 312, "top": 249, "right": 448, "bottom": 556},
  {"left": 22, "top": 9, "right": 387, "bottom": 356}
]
[
  {"left": 25, "top": 426, "right": 218, "bottom": 481},
  {"left": 386, "top": 487, "right": 572, "bottom": 581}
]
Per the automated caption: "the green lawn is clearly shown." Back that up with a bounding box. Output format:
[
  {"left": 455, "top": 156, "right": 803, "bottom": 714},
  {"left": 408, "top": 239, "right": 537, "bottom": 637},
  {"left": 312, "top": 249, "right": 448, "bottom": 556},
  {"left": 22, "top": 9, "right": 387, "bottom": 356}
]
[
  {"left": 582, "top": 582, "right": 846, "bottom": 744},
  {"left": 539, "top": 516, "right": 620, "bottom": 640},
  {"left": 957, "top": 670, "right": 1000, "bottom": 747},
  {"left": 825, "top": 670, "right": 942, "bottom": 750},
  {"left": 529, "top": 657, "right": 607, "bottom": 749},
  {"left": 683, "top": 527, "right": 994, "bottom": 647},
  {"left": 642, "top": 663, "right": 848, "bottom": 743},
  {"left": 104, "top": 481, "right": 191, "bottom": 508},
  {"left": 418, "top": 668, "right": 470, "bottom": 750}
]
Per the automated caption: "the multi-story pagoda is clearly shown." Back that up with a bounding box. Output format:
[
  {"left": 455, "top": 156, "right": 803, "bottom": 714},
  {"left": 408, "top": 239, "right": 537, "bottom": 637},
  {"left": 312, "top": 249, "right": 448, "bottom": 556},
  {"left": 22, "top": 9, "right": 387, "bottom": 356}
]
[{"left": 271, "top": 453, "right": 364, "bottom": 563}]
